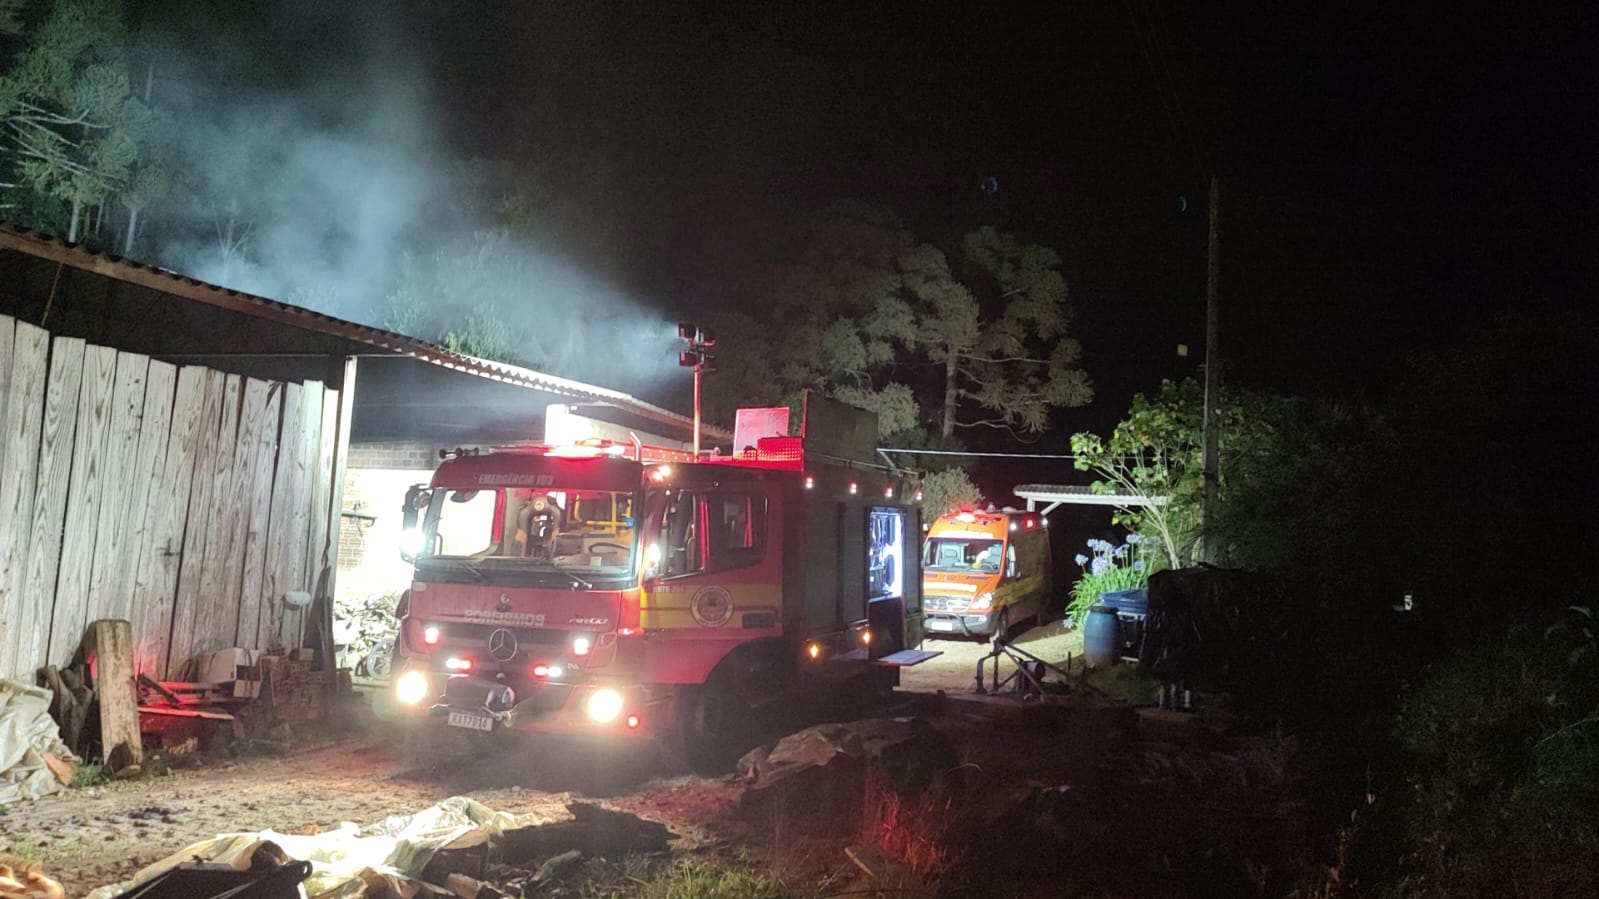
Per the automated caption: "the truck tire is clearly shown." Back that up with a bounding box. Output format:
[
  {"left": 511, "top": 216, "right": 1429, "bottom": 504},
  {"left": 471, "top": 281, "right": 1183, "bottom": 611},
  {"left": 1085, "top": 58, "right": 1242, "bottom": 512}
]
[
  {"left": 673, "top": 671, "right": 752, "bottom": 774},
  {"left": 991, "top": 608, "right": 1011, "bottom": 644}
]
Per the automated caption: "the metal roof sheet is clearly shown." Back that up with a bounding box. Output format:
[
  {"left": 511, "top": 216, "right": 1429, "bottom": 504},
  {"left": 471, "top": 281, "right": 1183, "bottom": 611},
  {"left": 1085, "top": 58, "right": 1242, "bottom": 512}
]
[{"left": 0, "top": 223, "right": 717, "bottom": 438}]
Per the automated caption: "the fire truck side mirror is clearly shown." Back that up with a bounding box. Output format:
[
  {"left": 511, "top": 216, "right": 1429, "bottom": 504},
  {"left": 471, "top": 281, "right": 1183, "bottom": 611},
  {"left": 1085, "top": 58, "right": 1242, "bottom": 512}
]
[{"left": 400, "top": 486, "right": 430, "bottom": 561}]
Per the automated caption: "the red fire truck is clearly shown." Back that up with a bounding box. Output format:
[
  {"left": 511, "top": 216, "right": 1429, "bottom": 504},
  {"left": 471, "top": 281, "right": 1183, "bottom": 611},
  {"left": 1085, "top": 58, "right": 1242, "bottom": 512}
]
[{"left": 387, "top": 394, "right": 937, "bottom": 766}]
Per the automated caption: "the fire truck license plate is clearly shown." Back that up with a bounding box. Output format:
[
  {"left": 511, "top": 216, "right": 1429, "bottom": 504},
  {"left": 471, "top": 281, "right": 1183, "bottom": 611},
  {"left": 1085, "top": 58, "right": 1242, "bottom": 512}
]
[
  {"left": 447, "top": 710, "right": 494, "bottom": 732},
  {"left": 928, "top": 619, "right": 955, "bottom": 631}
]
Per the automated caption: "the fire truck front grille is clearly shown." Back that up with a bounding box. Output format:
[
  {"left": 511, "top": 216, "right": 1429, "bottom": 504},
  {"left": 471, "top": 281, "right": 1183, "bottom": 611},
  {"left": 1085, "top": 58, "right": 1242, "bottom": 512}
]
[{"left": 442, "top": 624, "right": 571, "bottom": 646}]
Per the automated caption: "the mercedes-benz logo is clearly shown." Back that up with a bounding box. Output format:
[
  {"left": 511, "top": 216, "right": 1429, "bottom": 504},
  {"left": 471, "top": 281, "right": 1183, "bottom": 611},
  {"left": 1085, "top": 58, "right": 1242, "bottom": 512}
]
[{"left": 487, "top": 628, "right": 518, "bottom": 662}]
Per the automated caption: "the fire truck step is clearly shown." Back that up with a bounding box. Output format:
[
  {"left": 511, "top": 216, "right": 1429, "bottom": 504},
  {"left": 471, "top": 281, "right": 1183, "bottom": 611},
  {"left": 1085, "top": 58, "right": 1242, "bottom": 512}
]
[{"left": 871, "top": 649, "right": 943, "bottom": 668}]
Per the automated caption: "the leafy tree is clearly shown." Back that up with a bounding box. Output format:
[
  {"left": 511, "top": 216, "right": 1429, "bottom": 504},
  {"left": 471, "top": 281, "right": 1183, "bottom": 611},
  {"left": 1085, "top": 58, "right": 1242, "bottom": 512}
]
[
  {"left": 706, "top": 202, "right": 1091, "bottom": 446},
  {"left": 1072, "top": 378, "right": 1284, "bottom": 570},
  {"left": 930, "top": 226, "right": 1093, "bottom": 438},
  {"left": 0, "top": 0, "right": 150, "bottom": 240},
  {"left": 0, "top": 0, "right": 26, "bottom": 35},
  {"left": 918, "top": 467, "right": 985, "bottom": 519},
  {"left": 1071, "top": 379, "right": 1209, "bottom": 569},
  {"left": 701, "top": 200, "right": 925, "bottom": 435},
  {"left": 1209, "top": 394, "right": 1400, "bottom": 601},
  {"left": 115, "top": 121, "right": 175, "bottom": 253},
  {"left": 384, "top": 226, "right": 551, "bottom": 370}
]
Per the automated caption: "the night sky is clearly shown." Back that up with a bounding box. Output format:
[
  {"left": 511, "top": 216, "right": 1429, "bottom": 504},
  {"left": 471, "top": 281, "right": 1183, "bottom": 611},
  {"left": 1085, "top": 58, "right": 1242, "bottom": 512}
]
[
  {"left": 403, "top": 1, "right": 1594, "bottom": 418},
  {"left": 135, "top": 1, "right": 1596, "bottom": 432}
]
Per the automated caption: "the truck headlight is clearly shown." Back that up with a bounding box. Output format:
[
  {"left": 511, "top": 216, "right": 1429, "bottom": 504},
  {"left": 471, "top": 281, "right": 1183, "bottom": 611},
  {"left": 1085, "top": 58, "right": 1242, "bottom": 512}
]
[
  {"left": 585, "top": 688, "right": 624, "bottom": 722},
  {"left": 969, "top": 592, "right": 994, "bottom": 612},
  {"left": 395, "top": 670, "right": 431, "bottom": 706}
]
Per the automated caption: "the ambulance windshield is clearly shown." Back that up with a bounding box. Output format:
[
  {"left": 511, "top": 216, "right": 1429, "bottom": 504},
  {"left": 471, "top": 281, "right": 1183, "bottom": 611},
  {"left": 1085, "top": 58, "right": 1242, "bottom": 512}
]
[{"left": 922, "top": 537, "right": 1004, "bottom": 573}]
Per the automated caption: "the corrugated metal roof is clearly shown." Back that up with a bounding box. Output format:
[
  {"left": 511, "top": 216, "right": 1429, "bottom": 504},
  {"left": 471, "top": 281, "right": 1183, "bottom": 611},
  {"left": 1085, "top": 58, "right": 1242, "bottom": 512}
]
[
  {"left": 0, "top": 223, "right": 717, "bottom": 437},
  {"left": 1013, "top": 483, "right": 1167, "bottom": 510}
]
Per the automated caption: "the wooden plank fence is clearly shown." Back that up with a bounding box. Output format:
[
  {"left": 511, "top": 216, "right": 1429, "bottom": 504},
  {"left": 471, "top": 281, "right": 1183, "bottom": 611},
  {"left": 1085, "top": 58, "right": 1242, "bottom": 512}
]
[{"left": 0, "top": 314, "right": 343, "bottom": 681}]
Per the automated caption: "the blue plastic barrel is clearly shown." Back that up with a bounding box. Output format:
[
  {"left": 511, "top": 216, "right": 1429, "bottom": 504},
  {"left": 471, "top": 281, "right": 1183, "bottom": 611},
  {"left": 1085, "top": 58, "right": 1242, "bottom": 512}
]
[{"left": 1083, "top": 604, "right": 1120, "bottom": 667}]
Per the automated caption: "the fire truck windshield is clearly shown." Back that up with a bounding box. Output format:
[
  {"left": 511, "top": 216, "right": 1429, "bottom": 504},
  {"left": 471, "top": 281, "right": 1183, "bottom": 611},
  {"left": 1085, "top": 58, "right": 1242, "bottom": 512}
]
[{"left": 415, "top": 486, "right": 638, "bottom": 587}]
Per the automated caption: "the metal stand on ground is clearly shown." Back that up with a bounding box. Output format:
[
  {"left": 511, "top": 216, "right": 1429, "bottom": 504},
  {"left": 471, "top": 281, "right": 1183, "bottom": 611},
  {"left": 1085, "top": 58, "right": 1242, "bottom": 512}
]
[{"left": 973, "top": 634, "right": 1074, "bottom": 696}]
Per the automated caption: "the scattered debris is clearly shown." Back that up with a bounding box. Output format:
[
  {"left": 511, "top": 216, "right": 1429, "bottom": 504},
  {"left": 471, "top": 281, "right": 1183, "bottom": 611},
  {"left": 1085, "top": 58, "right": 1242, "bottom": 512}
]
[
  {"left": 0, "top": 680, "right": 79, "bottom": 805},
  {"left": 0, "top": 863, "right": 66, "bottom": 899},
  {"left": 737, "top": 717, "right": 961, "bottom": 832},
  {"left": 82, "top": 796, "right": 677, "bottom": 899}
]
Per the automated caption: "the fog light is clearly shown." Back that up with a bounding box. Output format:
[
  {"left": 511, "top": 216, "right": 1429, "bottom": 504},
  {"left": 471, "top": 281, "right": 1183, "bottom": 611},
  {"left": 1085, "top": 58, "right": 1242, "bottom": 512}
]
[
  {"left": 445, "top": 657, "right": 472, "bottom": 672},
  {"left": 422, "top": 625, "right": 441, "bottom": 646},
  {"left": 861, "top": 629, "right": 872, "bottom": 645},
  {"left": 586, "top": 688, "right": 624, "bottom": 722},
  {"left": 807, "top": 642, "right": 820, "bottom": 660},
  {"left": 572, "top": 636, "right": 592, "bottom": 657},
  {"left": 625, "top": 713, "right": 642, "bottom": 730},
  {"left": 395, "top": 670, "right": 430, "bottom": 706}
]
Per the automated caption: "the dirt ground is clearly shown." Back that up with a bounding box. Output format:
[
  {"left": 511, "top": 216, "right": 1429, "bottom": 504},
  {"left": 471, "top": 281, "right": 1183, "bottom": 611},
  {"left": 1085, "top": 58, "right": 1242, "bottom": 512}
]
[
  {"left": 901, "top": 616, "right": 1083, "bottom": 694},
  {"left": 0, "top": 732, "right": 605, "bottom": 897},
  {"left": 0, "top": 618, "right": 1311, "bottom": 899},
  {"left": 0, "top": 621, "right": 1076, "bottom": 897}
]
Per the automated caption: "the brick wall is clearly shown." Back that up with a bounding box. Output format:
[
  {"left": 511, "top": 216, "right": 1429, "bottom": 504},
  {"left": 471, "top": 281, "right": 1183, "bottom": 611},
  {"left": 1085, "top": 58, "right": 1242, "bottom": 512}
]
[
  {"left": 335, "top": 442, "right": 443, "bottom": 606},
  {"left": 347, "top": 441, "right": 442, "bottom": 471}
]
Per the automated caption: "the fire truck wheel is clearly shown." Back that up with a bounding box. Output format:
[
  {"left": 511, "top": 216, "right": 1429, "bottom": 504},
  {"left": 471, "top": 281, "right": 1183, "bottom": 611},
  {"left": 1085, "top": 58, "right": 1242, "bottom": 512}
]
[{"left": 674, "top": 674, "right": 750, "bottom": 773}]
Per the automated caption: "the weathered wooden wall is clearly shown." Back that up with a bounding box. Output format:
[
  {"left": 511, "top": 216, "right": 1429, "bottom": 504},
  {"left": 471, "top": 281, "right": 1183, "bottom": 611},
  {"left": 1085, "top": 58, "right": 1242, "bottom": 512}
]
[{"left": 0, "top": 314, "right": 343, "bottom": 681}]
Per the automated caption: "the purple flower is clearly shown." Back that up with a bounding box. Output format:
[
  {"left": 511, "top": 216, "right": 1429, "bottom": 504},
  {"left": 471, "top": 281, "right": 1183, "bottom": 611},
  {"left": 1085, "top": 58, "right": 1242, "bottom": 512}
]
[
  {"left": 1091, "top": 557, "right": 1110, "bottom": 575},
  {"left": 1133, "top": 560, "right": 1146, "bottom": 571},
  {"left": 1125, "top": 533, "right": 1142, "bottom": 545},
  {"left": 1074, "top": 553, "right": 1089, "bottom": 566}
]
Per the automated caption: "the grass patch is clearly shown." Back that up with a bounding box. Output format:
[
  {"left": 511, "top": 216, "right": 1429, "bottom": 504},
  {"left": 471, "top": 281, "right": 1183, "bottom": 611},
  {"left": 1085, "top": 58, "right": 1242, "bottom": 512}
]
[
  {"left": 0, "top": 836, "right": 45, "bottom": 865},
  {"left": 68, "top": 762, "right": 108, "bottom": 789},
  {"left": 855, "top": 770, "right": 966, "bottom": 883},
  {"left": 1078, "top": 662, "right": 1160, "bottom": 705},
  {"left": 580, "top": 858, "right": 811, "bottom": 899}
]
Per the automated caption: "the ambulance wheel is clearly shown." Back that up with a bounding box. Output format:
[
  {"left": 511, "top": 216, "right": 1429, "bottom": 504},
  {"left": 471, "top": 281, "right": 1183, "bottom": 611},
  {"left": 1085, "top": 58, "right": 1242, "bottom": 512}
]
[
  {"left": 990, "top": 609, "right": 1011, "bottom": 644},
  {"left": 674, "top": 672, "right": 750, "bottom": 774}
]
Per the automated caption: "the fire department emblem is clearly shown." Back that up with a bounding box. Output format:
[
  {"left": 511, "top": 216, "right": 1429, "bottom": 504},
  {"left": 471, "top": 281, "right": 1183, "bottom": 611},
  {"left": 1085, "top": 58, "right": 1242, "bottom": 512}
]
[
  {"left": 487, "top": 628, "right": 518, "bottom": 661},
  {"left": 690, "top": 586, "right": 734, "bottom": 628}
]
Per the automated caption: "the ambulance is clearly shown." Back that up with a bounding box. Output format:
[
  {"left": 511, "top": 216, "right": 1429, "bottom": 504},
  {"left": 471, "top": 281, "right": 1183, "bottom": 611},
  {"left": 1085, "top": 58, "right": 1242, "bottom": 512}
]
[{"left": 920, "top": 508, "right": 1052, "bottom": 639}]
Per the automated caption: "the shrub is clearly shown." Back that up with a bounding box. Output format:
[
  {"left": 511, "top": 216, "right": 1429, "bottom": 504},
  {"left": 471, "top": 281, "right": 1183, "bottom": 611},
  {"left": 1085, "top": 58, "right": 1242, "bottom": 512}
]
[
  {"left": 1375, "top": 607, "right": 1599, "bottom": 897},
  {"left": 1064, "top": 534, "right": 1159, "bottom": 625}
]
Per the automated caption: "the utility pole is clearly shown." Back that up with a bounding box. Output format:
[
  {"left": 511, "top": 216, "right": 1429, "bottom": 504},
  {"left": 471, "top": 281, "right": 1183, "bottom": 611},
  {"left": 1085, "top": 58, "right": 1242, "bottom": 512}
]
[{"left": 1199, "top": 176, "right": 1223, "bottom": 562}]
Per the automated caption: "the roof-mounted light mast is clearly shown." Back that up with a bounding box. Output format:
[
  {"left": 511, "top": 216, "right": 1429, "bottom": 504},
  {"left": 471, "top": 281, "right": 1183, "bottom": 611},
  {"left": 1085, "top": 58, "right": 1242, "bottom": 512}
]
[{"left": 678, "top": 322, "right": 716, "bottom": 458}]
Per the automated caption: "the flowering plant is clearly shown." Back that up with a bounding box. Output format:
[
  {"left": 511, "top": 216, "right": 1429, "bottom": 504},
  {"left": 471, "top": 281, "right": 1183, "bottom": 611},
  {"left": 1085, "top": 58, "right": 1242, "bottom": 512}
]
[{"left": 1065, "top": 534, "right": 1159, "bottom": 626}]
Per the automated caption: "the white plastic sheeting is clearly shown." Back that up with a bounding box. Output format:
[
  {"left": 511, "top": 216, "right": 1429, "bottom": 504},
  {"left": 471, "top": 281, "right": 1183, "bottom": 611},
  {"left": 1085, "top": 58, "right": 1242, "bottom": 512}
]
[
  {"left": 86, "top": 796, "right": 550, "bottom": 899},
  {"left": 0, "top": 679, "right": 76, "bottom": 805}
]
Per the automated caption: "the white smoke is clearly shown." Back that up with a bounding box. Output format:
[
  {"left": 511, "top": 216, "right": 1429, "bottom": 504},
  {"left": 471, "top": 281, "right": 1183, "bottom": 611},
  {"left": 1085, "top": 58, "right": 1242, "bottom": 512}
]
[{"left": 142, "top": 2, "right": 686, "bottom": 402}]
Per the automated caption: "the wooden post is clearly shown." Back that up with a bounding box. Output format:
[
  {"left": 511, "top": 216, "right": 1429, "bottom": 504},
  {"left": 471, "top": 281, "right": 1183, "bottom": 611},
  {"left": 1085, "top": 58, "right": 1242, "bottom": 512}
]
[
  {"left": 317, "top": 358, "right": 357, "bottom": 693},
  {"left": 83, "top": 619, "right": 142, "bottom": 773}
]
